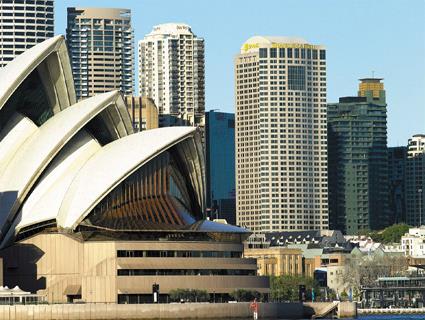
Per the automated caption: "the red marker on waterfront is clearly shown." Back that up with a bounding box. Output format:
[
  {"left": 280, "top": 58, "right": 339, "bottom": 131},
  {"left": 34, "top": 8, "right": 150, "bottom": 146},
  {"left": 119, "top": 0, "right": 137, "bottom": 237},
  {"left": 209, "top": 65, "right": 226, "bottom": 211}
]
[{"left": 250, "top": 298, "right": 259, "bottom": 320}]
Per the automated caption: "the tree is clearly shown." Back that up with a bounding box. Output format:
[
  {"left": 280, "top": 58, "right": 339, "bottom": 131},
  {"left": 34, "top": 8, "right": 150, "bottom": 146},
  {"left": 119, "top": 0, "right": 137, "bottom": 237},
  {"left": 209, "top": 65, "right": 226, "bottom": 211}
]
[
  {"left": 357, "top": 224, "right": 410, "bottom": 244},
  {"left": 380, "top": 224, "right": 410, "bottom": 244},
  {"left": 357, "top": 228, "right": 382, "bottom": 242},
  {"left": 340, "top": 290, "right": 348, "bottom": 301},
  {"left": 270, "top": 275, "right": 320, "bottom": 302},
  {"left": 230, "top": 289, "right": 260, "bottom": 302},
  {"left": 169, "top": 289, "right": 210, "bottom": 302},
  {"left": 340, "top": 253, "right": 408, "bottom": 298}
]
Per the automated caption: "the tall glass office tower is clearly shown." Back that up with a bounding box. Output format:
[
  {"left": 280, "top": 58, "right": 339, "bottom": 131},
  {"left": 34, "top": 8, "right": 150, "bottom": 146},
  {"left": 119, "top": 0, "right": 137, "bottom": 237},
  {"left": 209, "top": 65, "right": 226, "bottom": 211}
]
[
  {"left": 205, "top": 110, "right": 236, "bottom": 224},
  {"left": 388, "top": 146, "right": 407, "bottom": 224}
]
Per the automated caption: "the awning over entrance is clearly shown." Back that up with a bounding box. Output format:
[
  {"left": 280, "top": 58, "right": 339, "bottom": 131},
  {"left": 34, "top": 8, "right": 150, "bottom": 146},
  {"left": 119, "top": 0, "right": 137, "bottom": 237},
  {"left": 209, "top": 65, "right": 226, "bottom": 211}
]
[{"left": 63, "top": 285, "right": 81, "bottom": 296}]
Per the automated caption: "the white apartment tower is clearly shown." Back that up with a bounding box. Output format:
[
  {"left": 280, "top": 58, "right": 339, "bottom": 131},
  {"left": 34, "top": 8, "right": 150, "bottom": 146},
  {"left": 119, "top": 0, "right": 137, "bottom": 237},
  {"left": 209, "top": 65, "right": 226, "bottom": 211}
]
[
  {"left": 138, "top": 23, "right": 205, "bottom": 127},
  {"left": 0, "top": 0, "right": 54, "bottom": 67},
  {"left": 66, "top": 7, "right": 134, "bottom": 100},
  {"left": 235, "top": 36, "right": 328, "bottom": 233},
  {"left": 406, "top": 134, "right": 425, "bottom": 226}
]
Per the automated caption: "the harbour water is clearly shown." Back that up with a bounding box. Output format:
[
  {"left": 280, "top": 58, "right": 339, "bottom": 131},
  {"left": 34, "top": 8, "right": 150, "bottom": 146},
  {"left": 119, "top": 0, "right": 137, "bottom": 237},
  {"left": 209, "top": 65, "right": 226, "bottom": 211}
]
[
  {"left": 277, "top": 316, "right": 425, "bottom": 320},
  {"left": 272, "top": 316, "right": 425, "bottom": 320},
  {"left": 201, "top": 316, "right": 425, "bottom": 320},
  {"left": 163, "top": 318, "right": 425, "bottom": 320},
  {"left": 217, "top": 316, "right": 425, "bottom": 320},
  {"left": 357, "top": 316, "right": 425, "bottom": 320}
]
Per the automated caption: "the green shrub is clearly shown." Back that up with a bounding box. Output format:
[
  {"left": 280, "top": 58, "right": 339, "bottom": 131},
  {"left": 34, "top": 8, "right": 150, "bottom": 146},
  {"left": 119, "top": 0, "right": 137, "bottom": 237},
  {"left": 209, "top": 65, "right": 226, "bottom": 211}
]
[
  {"left": 229, "top": 289, "right": 261, "bottom": 302},
  {"left": 169, "top": 288, "right": 210, "bottom": 302},
  {"left": 270, "top": 275, "right": 321, "bottom": 302}
]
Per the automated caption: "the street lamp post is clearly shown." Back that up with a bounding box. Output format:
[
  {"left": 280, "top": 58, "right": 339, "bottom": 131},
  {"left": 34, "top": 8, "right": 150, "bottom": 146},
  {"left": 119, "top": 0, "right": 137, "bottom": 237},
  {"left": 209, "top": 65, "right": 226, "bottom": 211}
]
[{"left": 419, "top": 188, "right": 423, "bottom": 226}]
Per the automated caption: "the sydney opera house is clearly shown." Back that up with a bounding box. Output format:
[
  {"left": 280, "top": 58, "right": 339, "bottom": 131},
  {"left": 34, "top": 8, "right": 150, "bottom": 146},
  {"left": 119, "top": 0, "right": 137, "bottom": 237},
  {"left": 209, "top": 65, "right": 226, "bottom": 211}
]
[{"left": 0, "top": 36, "right": 268, "bottom": 303}]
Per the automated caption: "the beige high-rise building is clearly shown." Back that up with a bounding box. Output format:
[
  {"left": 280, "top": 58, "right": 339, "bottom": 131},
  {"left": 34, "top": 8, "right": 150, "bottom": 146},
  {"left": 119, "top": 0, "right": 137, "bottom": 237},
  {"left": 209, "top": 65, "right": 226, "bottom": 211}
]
[
  {"left": 0, "top": 0, "right": 54, "bottom": 67},
  {"left": 235, "top": 36, "right": 328, "bottom": 233},
  {"left": 138, "top": 23, "right": 205, "bottom": 127},
  {"left": 66, "top": 7, "right": 134, "bottom": 100},
  {"left": 125, "top": 96, "right": 159, "bottom": 132}
]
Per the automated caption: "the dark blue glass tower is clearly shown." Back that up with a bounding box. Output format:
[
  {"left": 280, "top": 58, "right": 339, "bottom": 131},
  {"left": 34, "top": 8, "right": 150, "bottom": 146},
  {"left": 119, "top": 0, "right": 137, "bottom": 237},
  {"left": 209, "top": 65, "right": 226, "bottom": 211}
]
[{"left": 205, "top": 111, "right": 236, "bottom": 224}]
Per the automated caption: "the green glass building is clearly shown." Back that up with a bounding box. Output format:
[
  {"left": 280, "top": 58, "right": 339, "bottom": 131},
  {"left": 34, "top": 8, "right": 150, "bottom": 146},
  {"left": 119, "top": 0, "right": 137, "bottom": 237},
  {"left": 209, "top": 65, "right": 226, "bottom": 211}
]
[{"left": 327, "top": 79, "right": 389, "bottom": 234}]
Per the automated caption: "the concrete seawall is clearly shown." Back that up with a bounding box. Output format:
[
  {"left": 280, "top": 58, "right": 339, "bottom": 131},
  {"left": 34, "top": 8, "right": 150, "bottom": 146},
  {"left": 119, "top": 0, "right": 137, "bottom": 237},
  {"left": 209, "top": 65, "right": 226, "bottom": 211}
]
[
  {"left": 305, "top": 301, "right": 357, "bottom": 318},
  {"left": 338, "top": 302, "right": 358, "bottom": 318},
  {"left": 0, "top": 302, "right": 357, "bottom": 319}
]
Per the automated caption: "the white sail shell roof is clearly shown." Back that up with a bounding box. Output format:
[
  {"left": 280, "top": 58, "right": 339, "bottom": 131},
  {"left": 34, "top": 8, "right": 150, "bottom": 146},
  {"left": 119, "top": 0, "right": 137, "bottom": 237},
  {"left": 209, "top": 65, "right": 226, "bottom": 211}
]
[
  {"left": 57, "top": 127, "right": 197, "bottom": 230},
  {"left": 0, "top": 91, "right": 131, "bottom": 239},
  {"left": 0, "top": 114, "right": 38, "bottom": 176},
  {"left": 0, "top": 35, "right": 75, "bottom": 112},
  {"left": 16, "top": 131, "right": 102, "bottom": 231},
  {"left": 0, "top": 36, "right": 205, "bottom": 248}
]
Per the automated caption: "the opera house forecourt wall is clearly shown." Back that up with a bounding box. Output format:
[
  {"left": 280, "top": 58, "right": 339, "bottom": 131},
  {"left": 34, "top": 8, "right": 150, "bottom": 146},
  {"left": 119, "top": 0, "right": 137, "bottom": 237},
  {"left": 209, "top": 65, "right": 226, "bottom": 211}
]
[{"left": 0, "top": 36, "right": 269, "bottom": 304}]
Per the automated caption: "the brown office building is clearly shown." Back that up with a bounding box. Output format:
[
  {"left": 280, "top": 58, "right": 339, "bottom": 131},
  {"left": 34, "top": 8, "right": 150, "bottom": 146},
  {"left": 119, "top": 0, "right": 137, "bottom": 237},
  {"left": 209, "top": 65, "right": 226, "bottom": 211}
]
[
  {"left": 125, "top": 96, "right": 159, "bottom": 132},
  {"left": 66, "top": 7, "right": 134, "bottom": 100}
]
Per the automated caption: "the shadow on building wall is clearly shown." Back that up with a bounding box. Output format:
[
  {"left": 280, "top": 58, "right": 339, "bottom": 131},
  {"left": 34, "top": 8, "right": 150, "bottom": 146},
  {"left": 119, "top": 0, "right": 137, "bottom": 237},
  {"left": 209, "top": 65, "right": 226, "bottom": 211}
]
[
  {"left": 0, "top": 191, "right": 46, "bottom": 293},
  {"left": 0, "top": 243, "right": 46, "bottom": 293}
]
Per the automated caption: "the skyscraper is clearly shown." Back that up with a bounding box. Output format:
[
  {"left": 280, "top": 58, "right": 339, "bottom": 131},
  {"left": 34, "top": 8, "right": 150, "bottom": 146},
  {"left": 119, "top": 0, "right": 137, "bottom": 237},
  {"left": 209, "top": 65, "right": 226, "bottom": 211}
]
[
  {"left": 328, "top": 78, "right": 388, "bottom": 234},
  {"left": 66, "top": 7, "right": 134, "bottom": 100},
  {"left": 235, "top": 36, "right": 328, "bottom": 233},
  {"left": 138, "top": 23, "right": 205, "bottom": 127},
  {"left": 205, "top": 110, "right": 236, "bottom": 224},
  {"left": 406, "top": 134, "right": 425, "bottom": 226},
  {"left": 0, "top": 0, "right": 54, "bottom": 67},
  {"left": 388, "top": 146, "right": 407, "bottom": 223}
]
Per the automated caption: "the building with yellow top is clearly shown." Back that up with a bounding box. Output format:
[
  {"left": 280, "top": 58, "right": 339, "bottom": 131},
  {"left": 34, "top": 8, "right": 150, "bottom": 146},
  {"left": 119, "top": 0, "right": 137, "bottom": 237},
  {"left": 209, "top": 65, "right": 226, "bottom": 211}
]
[
  {"left": 235, "top": 36, "right": 328, "bottom": 233},
  {"left": 358, "top": 78, "right": 384, "bottom": 98}
]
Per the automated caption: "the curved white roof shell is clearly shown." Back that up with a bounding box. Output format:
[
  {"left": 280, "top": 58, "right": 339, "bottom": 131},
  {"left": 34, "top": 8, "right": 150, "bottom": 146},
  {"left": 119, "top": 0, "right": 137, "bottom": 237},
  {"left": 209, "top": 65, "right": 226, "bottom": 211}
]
[
  {"left": 0, "top": 36, "right": 206, "bottom": 248},
  {"left": 0, "top": 35, "right": 75, "bottom": 112},
  {"left": 16, "top": 131, "right": 101, "bottom": 230},
  {"left": 0, "top": 36, "right": 77, "bottom": 181},
  {"left": 58, "top": 127, "right": 197, "bottom": 230},
  {"left": 1, "top": 131, "right": 102, "bottom": 247},
  {"left": 0, "top": 114, "right": 38, "bottom": 176},
  {"left": 0, "top": 90, "right": 131, "bottom": 240}
]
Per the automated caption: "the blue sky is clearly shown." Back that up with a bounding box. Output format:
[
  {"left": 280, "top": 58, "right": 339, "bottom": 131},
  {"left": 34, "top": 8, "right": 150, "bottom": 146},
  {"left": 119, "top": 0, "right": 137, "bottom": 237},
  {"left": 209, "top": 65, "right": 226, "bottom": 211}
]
[{"left": 55, "top": 0, "right": 425, "bottom": 146}]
